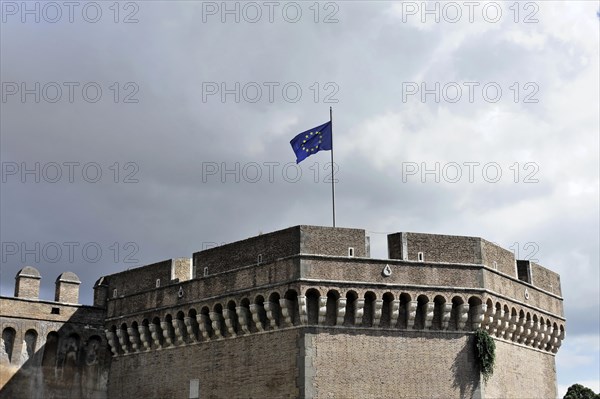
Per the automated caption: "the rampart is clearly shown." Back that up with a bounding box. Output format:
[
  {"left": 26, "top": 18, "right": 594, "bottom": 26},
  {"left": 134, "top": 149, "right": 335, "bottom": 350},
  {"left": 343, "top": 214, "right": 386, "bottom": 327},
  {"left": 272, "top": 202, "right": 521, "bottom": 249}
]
[
  {"left": 0, "top": 268, "right": 111, "bottom": 399},
  {"left": 1, "top": 226, "right": 566, "bottom": 398}
]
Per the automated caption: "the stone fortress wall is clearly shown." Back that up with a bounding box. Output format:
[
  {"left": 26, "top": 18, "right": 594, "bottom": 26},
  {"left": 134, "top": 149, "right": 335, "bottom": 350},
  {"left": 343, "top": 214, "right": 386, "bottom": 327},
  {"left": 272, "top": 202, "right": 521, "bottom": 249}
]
[
  {"left": 0, "top": 268, "right": 110, "bottom": 399},
  {"left": 1, "top": 225, "right": 565, "bottom": 398}
]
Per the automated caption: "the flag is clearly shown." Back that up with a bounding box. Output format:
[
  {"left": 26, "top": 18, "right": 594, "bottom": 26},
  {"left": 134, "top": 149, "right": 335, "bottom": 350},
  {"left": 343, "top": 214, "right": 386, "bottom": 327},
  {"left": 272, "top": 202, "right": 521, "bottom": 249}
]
[{"left": 289, "top": 121, "right": 332, "bottom": 164}]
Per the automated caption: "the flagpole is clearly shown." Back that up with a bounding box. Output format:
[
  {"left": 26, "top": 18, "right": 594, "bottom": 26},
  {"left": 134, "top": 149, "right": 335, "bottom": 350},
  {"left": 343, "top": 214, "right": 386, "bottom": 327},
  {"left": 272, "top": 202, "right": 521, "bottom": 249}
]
[{"left": 330, "top": 106, "right": 336, "bottom": 228}]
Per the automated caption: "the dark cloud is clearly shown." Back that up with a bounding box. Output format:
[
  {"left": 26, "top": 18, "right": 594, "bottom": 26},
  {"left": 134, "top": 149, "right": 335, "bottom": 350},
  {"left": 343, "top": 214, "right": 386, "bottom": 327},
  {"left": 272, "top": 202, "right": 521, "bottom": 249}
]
[{"left": 1, "top": 0, "right": 598, "bottom": 388}]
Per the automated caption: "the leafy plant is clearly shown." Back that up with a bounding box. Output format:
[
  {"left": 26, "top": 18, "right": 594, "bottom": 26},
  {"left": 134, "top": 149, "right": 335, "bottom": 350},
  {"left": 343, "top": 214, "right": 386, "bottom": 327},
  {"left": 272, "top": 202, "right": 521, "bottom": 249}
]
[
  {"left": 564, "top": 383, "right": 600, "bottom": 399},
  {"left": 474, "top": 328, "right": 496, "bottom": 382}
]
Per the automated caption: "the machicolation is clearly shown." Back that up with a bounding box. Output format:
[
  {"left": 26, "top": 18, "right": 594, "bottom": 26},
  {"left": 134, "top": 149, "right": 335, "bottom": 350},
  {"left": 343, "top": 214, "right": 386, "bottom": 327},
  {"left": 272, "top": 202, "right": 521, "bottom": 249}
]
[{"left": 1, "top": 225, "right": 565, "bottom": 398}]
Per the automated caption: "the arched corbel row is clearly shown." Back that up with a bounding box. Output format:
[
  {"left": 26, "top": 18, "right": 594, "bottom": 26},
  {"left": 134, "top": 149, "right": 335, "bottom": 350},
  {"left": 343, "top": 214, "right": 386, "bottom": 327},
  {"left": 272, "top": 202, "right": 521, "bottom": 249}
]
[{"left": 101, "top": 288, "right": 564, "bottom": 356}]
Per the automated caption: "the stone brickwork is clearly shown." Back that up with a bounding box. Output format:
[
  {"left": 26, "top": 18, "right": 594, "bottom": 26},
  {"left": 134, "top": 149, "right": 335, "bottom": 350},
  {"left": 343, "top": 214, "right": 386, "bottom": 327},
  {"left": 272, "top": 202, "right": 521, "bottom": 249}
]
[
  {"left": 389, "top": 232, "right": 482, "bottom": 264},
  {"left": 1, "top": 225, "right": 565, "bottom": 398},
  {"left": 99, "top": 259, "right": 173, "bottom": 301},
  {"left": 0, "top": 269, "right": 110, "bottom": 399},
  {"left": 480, "top": 239, "right": 516, "bottom": 276},
  {"left": 193, "top": 226, "right": 366, "bottom": 278},
  {"left": 108, "top": 329, "right": 300, "bottom": 398},
  {"left": 14, "top": 266, "right": 41, "bottom": 300},
  {"left": 171, "top": 258, "right": 193, "bottom": 282},
  {"left": 54, "top": 272, "right": 82, "bottom": 304},
  {"left": 193, "top": 226, "right": 301, "bottom": 277},
  {"left": 530, "top": 262, "right": 562, "bottom": 296},
  {"left": 299, "top": 225, "right": 367, "bottom": 257},
  {"left": 311, "top": 331, "right": 479, "bottom": 398},
  {"left": 484, "top": 339, "right": 557, "bottom": 398}
]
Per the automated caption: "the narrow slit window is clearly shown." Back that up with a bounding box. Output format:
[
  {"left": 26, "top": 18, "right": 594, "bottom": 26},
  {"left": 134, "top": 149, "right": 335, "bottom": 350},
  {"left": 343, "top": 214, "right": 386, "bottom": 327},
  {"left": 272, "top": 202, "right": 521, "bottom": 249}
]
[
  {"left": 203, "top": 267, "right": 209, "bottom": 277},
  {"left": 257, "top": 254, "right": 263, "bottom": 264},
  {"left": 417, "top": 252, "right": 424, "bottom": 262},
  {"left": 156, "top": 279, "right": 161, "bottom": 288},
  {"left": 113, "top": 288, "right": 118, "bottom": 298},
  {"left": 348, "top": 247, "right": 354, "bottom": 257}
]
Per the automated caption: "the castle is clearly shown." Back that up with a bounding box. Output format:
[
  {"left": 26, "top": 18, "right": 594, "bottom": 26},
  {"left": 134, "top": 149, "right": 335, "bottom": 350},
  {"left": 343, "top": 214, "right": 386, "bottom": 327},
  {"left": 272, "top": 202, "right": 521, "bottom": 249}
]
[{"left": 0, "top": 225, "right": 566, "bottom": 398}]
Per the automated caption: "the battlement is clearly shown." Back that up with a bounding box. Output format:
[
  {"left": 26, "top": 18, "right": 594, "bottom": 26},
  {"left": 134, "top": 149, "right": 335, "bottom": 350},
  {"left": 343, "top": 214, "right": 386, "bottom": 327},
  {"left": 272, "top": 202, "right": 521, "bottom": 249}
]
[
  {"left": 193, "top": 225, "right": 368, "bottom": 276},
  {"left": 96, "top": 227, "right": 562, "bottom": 307},
  {"left": 1, "top": 269, "right": 109, "bottom": 399},
  {"left": 1, "top": 226, "right": 567, "bottom": 399},
  {"left": 93, "top": 258, "right": 193, "bottom": 307},
  {"left": 388, "top": 232, "right": 562, "bottom": 296},
  {"left": 10, "top": 266, "right": 83, "bottom": 304}
]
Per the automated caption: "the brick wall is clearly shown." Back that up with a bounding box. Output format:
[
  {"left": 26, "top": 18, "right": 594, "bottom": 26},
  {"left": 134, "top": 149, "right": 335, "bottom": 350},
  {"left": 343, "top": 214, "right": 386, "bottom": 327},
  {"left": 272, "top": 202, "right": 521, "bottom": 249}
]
[
  {"left": 484, "top": 339, "right": 557, "bottom": 398},
  {"left": 192, "top": 226, "right": 366, "bottom": 277},
  {"left": 299, "top": 226, "right": 366, "bottom": 257},
  {"left": 301, "top": 258, "right": 483, "bottom": 290},
  {"left": 530, "top": 262, "right": 562, "bottom": 296},
  {"left": 14, "top": 277, "right": 40, "bottom": 299},
  {"left": 0, "top": 298, "right": 109, "bottom": 399},
  {"left": 482, "top": 270, "right": 564, "bottom": 316},
  {"left": 107, "top": 329, "right": 300, "bottom": 398},
  {"left": 392, "top": 232, "right": 483, "bottom": 264},
  {"left": 105, "top": 258, "right": 299, "bottom": 319},
  {"left": 311, "top": 330, "right": 480, "bottom": 398},
  {"left": 104, "top": 260, "right": 172, "bottom": 299},
  {"left": 193, "top": 226, "right": 300, "bottom": 276},
  {"left": 480, "top": 239, "right": 516, "bottom": 277}
]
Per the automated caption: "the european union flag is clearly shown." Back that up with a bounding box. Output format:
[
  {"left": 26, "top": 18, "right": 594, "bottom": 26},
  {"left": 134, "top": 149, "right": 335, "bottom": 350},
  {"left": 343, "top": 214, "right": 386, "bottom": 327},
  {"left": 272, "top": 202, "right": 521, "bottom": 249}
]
[{"left": 289, "top": 121, "right": 332, "bottom": 164}]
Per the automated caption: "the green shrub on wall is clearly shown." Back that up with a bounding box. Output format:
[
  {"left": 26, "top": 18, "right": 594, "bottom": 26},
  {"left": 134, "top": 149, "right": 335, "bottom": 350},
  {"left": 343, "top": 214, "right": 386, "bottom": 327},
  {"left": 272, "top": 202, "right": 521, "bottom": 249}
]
[{"left": 474, "top": 329, "right": 496, "bottom": 382}]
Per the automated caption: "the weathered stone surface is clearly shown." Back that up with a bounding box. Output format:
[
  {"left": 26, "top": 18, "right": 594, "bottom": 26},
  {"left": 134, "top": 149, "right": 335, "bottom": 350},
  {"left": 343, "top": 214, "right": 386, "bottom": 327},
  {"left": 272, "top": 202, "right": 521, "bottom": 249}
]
[{"left": 1, "top": 225, "right": 565, "bottom": 398}]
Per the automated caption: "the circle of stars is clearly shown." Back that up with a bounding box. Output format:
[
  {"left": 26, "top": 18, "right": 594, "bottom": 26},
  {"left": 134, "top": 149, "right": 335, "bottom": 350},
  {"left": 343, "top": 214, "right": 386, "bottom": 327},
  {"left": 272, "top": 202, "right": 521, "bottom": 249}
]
[{"left": 301, "top": 130, "right": 322, "bottom": 153}]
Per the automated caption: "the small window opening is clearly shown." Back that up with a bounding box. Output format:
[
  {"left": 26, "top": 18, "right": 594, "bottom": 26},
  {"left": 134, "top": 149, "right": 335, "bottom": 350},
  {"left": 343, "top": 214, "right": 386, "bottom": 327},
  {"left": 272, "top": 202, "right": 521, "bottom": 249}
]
[
  {"left": 492, "top": 261, "right": 498, "bottom": 270},
  {"left": 113, "top": 288, "right": 118, "bottom": 298},
  {"left": 348, "top": 247, "right": 354, "bottom": 257},
  {"left": 51, "top": 307, "right": 60, "bottom": 315},
  {"left": 203, "top": 267, "right": 209, "bottom": 277},
  {"left": 156, "top": 279, "right": 161, "bottom": 288},
  {"left": 417, "top": 252, "right": 424, "bottom": 262},
  {"left": 257, "top": 254, "right": 263, "bottom": 264}
]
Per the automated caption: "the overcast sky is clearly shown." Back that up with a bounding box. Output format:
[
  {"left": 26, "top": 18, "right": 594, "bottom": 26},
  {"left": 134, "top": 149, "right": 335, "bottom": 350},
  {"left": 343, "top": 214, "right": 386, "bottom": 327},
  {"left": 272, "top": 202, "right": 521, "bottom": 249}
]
[{"left": 1, "top": 1, "right": 598, "bottom": 396}]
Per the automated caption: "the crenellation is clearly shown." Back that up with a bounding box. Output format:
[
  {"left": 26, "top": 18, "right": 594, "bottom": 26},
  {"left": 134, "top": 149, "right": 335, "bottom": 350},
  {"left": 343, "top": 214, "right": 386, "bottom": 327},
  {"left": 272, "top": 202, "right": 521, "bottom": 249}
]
[
  {"left": 1, "top": 225, "right": 566, "bottom": 398},
  {"left": 14, "top": 266, "right": 41, "bottom": 300},
  {"left": 54, "top": 272, "right": 81, "bottom": 304}
]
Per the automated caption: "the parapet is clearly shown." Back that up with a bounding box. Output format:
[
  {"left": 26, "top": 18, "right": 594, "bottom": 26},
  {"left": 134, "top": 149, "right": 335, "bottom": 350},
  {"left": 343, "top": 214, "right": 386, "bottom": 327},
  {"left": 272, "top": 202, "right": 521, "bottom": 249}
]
[
  {"left": 13, "top": 268, "right": 85, "bottom": 304},
  {"left": 388, "top": 232, "right": 561, "bottom": 295},
  {"left": 95, "top": 226, "right": 367, "bottom": 301},
  {"left": 97, "top": 258, "right": 193, "bottom": 302},
  {"left": 193, "top": 225, "right": 367, "bottom": 276}
]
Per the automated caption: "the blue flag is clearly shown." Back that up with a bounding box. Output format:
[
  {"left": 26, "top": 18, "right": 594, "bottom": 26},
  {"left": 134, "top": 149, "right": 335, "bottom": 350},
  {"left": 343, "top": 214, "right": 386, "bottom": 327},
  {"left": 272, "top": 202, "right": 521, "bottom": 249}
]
[{"left": 290, "top": 121, "right": 332, "bottom": 163}]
